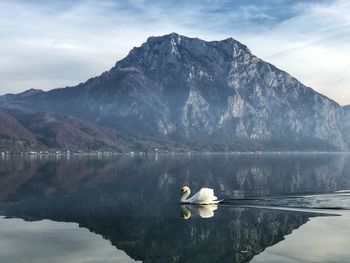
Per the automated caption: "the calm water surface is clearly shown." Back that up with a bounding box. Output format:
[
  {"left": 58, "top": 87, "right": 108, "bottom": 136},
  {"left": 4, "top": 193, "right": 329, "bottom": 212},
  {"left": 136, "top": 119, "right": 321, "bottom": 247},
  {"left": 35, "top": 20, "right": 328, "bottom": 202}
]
[{"left": 0, "top": 153, "right": 350, "bottom": 262}]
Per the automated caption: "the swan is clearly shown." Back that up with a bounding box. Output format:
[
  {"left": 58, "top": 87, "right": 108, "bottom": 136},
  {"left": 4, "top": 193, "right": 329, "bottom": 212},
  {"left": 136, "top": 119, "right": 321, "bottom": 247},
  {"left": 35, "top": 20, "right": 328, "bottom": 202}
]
[{"left": 179, "top": 186, "right": 221, "bottom": 204}]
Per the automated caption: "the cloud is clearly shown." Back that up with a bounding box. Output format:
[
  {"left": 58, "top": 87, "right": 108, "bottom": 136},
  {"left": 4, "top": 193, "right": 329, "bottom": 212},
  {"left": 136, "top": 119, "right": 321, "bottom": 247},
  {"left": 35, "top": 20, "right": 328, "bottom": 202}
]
[
  {"left": 0, "top": 0, "right": 349, "bottom": 105},
  {"left": 240, "top": 0, "right": 350, "bottom": 105}
]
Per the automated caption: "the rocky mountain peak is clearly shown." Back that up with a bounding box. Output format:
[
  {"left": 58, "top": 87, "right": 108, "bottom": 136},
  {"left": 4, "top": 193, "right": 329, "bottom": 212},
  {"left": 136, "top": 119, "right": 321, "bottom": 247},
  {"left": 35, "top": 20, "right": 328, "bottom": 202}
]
[{"left": 116, "top": 33, "right": 252, "bottom": 75}]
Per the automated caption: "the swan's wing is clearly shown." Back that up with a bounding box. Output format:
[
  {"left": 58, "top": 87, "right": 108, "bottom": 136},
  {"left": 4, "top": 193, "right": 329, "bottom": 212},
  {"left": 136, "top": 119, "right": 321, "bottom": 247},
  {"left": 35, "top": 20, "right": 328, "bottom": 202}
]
[
  {"left": 196, "top": 204, "right": 217, "bottom": 218},
  {"left": 187, "top": 188, "right": 218, "bottom": 204}
]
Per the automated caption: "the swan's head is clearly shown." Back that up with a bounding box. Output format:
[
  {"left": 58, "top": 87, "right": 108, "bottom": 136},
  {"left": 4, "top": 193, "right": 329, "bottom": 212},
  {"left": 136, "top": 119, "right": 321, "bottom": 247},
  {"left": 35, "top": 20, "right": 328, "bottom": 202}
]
[
  {"left": 181, "top": 186, "right": 190, "bottom": 194},
  {"left": 180, "top": 186, "right": 191, "bottom": 202}
]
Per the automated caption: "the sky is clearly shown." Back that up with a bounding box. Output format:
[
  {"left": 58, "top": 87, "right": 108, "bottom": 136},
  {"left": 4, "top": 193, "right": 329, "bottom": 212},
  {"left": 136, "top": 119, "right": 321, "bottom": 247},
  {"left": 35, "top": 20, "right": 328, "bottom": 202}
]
[{"left": 0, "top": 0, "right": 349, "bottom": 105}]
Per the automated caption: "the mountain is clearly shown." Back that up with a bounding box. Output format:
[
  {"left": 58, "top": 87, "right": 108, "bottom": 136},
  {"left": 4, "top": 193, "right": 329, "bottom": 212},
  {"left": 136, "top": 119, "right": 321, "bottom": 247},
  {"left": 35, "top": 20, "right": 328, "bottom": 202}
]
[
  {"left": 0, "top": 107, "right": 122, "bottom": 151},
  {"left": 1, "top": 33, "right": 349, "bottom": 151},
  {"left": 0, "top": 105, "right": 190, "bottom": 152}
]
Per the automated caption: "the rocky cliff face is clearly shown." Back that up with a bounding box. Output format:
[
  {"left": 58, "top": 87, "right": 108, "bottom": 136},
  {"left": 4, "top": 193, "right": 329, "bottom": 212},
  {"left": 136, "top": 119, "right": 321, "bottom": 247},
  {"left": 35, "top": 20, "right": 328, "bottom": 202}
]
[
  {"left": 342, "top": 105, "right": 350, "bottom": 146},
  {"left": 2, "top": 33, "right": 348, "bottom": 151}
]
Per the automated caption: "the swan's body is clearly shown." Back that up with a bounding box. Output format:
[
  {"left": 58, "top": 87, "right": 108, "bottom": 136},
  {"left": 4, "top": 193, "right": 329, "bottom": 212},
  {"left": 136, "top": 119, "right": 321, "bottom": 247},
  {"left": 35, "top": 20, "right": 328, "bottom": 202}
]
[{"left": 180, "top": 186, "right": 221, "bottom": 204}]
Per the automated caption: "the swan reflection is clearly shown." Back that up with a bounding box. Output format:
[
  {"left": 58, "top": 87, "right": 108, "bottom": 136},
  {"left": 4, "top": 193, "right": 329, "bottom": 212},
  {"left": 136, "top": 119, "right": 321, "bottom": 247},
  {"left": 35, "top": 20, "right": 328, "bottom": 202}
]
[{"left": 180, "top": 204, "right": 218, "bottom": 219}]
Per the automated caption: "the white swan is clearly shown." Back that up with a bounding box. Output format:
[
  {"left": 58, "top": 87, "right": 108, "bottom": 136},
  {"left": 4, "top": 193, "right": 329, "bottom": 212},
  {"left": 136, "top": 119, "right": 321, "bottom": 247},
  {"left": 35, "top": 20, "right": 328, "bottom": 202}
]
[{"left": 179, "top": 186, "right": 221, "bottom": 204}]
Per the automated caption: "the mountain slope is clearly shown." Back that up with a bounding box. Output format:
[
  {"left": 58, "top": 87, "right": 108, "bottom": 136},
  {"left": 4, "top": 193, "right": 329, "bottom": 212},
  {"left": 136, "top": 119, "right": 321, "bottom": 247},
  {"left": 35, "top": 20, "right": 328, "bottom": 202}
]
[
  {"left": 0, "top": 110, "right": 37, "bottom": 151},
  {"left": 0, "top": 106, "right": 191, "bottom": 152},
  {"left": 2, "top": 33, "right": 348, "bottom": 151},
  {"left": 15, "top": 111, "right": 124, "bottom": 151},
  {"left": 0, "top": 107, "right": 130, "bottom": 152}
]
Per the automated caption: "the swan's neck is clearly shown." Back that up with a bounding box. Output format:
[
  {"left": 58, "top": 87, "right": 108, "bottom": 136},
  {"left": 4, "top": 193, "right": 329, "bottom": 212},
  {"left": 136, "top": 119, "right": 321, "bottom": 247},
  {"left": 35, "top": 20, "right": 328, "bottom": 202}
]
[{"left": 180, "top": 191, "right": 191, "bottom": 203}]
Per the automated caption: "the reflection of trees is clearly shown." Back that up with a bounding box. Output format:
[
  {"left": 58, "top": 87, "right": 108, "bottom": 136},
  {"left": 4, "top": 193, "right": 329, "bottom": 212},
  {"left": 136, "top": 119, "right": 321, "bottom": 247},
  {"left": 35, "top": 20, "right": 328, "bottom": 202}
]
[{"left": 1, "top": 154, "right": 350, "bottom": 202}]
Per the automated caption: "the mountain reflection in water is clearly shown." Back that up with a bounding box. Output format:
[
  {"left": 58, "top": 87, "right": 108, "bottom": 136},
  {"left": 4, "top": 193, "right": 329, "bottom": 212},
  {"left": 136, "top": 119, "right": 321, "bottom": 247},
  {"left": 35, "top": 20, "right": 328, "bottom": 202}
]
[{"left": 0, "top": 153, "right": 349, "bottom": 263}]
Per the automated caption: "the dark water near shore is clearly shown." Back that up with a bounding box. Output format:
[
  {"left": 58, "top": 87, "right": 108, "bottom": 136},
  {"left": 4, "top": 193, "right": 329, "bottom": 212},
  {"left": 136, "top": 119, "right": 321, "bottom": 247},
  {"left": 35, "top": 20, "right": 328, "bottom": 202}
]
[{"left": 0, "top": 153, "right": 350, "bottom": 262}]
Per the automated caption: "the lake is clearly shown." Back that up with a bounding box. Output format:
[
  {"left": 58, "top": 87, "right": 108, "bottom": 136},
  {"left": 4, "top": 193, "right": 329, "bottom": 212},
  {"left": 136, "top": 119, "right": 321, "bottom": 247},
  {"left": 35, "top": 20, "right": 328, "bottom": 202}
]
[{"left": 0, "top": 153, "right": 350, "bottom": 262}]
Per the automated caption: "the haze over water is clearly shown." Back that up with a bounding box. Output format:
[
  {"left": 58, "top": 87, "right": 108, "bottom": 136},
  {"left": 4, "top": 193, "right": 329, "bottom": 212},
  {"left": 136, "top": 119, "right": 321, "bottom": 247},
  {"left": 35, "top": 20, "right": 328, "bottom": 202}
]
[{"left": 0, "top": 153, "right": 350, "bottom": 262}]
